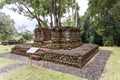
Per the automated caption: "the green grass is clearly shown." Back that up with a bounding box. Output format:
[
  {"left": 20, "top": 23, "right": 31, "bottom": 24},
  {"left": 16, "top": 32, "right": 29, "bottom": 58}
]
[
  {"left": 0, "top": 44, "right": 84, "bottom": 80},
  {"left": 100, "top": 47, "right": 120, "bottom": 80},
  {"left": 0, "top": 57, "right": 16, "bottom": 69},
  {"left": 0, "top": 45, "right": 14, "bottom": 53},
  {"left": 0, "top": 45, "right": 119, "bottom": 80},
  {"left": 0, "top": 66, "right": 84, "bottom": 80},
  {"left": 0, "top": 45, "right": 16, "bottom": 68}
]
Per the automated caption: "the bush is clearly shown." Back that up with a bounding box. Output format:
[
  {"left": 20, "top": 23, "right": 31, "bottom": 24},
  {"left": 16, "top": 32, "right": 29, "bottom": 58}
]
[
  {"left": 103, "top": 36, "right": 114, "bottom": 46},
  {"left": 18, "top": 37, "right": 25, "bottom": 44}
]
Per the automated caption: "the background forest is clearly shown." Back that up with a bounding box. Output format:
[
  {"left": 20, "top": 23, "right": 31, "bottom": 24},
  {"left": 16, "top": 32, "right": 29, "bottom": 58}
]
[{"left": 0, "top": 0, "right": 120, "bottom": 46}]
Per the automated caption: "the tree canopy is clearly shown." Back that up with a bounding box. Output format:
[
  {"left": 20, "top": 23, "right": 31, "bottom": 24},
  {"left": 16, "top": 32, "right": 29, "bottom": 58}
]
[
  {"left": 0, "top": 0, "right": 119, "bottom": 46},
  {"left": 0, "top": 0, "right": 73, "bottom": 28},
  {"left": 79, "top": 0, "right": 120, "bottom": 46},
  {"left": 0, "top": 11, "right": 17, "bottom": 41}
]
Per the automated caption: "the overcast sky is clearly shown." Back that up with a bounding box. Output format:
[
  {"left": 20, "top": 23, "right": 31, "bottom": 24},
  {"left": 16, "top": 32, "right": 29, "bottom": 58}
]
[{"left": 0, "top": 0, "right": 88, "bottom": 32}]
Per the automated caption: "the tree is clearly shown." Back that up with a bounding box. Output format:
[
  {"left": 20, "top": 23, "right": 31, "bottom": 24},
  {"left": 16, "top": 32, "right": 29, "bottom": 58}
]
[
  {"left": 0, "top": 0, "right": 72, "bottom": 28},
  {"left": 62, "top": 17, "right": 75, "bottom": 26},
  {"left": 62, "top": 0, "right": 80, "bottom": 27},
  {"left": 22, "top": 30, "right": 33, "bottom": 41},
  {"left": 72, "top": 0, "right": 80, "bottom": 27},
  {"left": 0, "top": 11, "right": 17, "bottom": 41},
  {"left": 81, "top": 0, "right": 120, "bottom": 46}
]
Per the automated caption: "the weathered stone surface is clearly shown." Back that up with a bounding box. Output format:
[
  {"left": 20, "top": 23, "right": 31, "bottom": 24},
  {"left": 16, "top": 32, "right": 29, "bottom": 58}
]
[
  {"left": 11, "top": 27, "right": 99, "bottom": 68},
  {"left": 33, "top": 27, "right": 51, "bottom": 47},
  {"left": 42, "top": 44, "right": 99, "bottom": 68},
  {"left": 34, "top": 27, "right": 51, "bottom": 42},
  {"left": 11, "top": 43, "right": 99, "bottom": 68},
  {"left": 51, "top": 27, "right": 81, "bottom": 42},
  {"left": 11, "top": 43, "right": 32, "bottom": 56},
  {"left": 1, "top": 40, "right": 19, "bottom": 45},
  {"left": 50, "top": 27, "right": 83, "bottom": 49},
  {"left": 33, "top": 27, "right": 83, "bottom": 49},
  {"left": 32, "top": 42, "right": 43, "bottom": 47},
  {"left": 50, "top": 41, "right": 83, "bottom": 49}
]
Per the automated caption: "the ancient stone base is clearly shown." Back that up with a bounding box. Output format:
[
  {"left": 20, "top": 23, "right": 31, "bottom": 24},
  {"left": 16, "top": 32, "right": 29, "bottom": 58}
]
[
  {"left": 32, "top": 42, "right": 43, "bottom": 47},
  {"left": 11, "top": 43, "right": 32, "bottom": 57},
  {"left": 50, "top": 41, "right": 83, "bottom": 50},
  {"left": 11, "top": 43, "right": 99, "bottom": 68},
  {"left": 50, "top": 27, "right": 83, "bottom": 50},
  {"left": 42, "top": 44, "right": 99, "bottom": 68}
]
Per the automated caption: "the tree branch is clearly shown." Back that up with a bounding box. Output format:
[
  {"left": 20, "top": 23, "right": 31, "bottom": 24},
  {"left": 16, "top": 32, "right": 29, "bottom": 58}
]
[{"left": 18, "top": 0, "right": 42, "bottom": 28}]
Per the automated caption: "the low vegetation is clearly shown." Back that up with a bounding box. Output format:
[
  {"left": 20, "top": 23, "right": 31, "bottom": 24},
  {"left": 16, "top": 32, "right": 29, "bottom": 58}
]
[
  {"left": 0, "top": 57, "right": 16, "bottom": 69},
  {"left": 0, "top": 45, "right": 83, "bottom": 80},
  {"left": 0, "top": 45, "right": 14, "bottom": 53},
  {"left": 0, "top": 45, "right": 120, "bottom": 80},
  {"left": 0, "top": 66, "right": 83, "bottom": 80},
  {"left": 100, "top": 47, "right": 120, "bottom": 80}
]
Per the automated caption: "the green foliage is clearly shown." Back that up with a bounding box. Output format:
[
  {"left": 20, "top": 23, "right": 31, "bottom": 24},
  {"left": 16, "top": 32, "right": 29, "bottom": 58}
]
[
  {"left": 80, "top": 16, "right": 89, "bottom": 43},
  {"left": 0, "top": 0, "right": 72, "bottom": 27},
  {"left": 17, "top": 37, "right": 25, "bottom": 44},
  {"left": 103, "top": 36, "right": 114, "bottom": 46},
  {"left": 79, "top": 0, "right": 120, "bottom": 46},
  {"left": 0, "top": 11, "right": 17, "bottom": 41},
  {"left": 22, "top": 30, "right": 33, "bottom": 41},
  {"left": 62, "top": 17, "right": 75, "bottom": 26}
]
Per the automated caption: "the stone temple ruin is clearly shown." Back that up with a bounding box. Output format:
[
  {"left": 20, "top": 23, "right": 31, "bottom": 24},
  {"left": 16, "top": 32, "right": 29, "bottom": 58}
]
[{"left": 11, "top": 27, "right": 99, "bottom": 68}]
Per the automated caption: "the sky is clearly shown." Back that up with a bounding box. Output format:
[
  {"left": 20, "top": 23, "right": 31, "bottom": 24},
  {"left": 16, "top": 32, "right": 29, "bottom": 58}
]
[{"left": 0, "top": 0, "right": 88, "bottom": 32}]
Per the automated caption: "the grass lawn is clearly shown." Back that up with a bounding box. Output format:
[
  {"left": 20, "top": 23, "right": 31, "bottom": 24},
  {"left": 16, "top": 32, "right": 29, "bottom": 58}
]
[
  {"left": 0, "top": 66, "right": 84, "bottom": 80},
  {"left": 0, "top": 57, "right": 16, "bottom": 69},
  {"left": 0, "top": 45, "right": 84, "bottom": 80},
  {"left": 0, "top": 45, "right": 120, "bottom": 80},
  {"left": 0, "top": 45, "right": 16, "bottom": 69},
  {"left": 100, "top": 47, "right": 120, "bottom": 80},
  {"left": 0, "top": 45, "right": 14, "bottom": 53}
]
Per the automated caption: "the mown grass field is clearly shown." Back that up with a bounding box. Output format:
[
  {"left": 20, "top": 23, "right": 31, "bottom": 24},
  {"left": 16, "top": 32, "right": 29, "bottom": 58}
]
[
  {"left": 0, "top": 45, "right": 120, "bottom": 80},
  {"left": 0, "top": 45, "right": 14, "bottom": 53},
  {"left": 0, "top": 66, "right": 83, "bottom": 80},
  {"left": 0, "top": 57, "right": 16, "bottom": 69},
  {"left": 0, "top": 45, "right": 16, "bottom": 69},
  {"left": 100, "top": 47, "right": 120, "bottom": 80},
  {"left": 0, "top": 45, "right": 84, "bottom": 80}
]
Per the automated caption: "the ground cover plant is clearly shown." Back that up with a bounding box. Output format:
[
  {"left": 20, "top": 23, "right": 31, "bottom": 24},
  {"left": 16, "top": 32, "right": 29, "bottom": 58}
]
[
  {"left": 0, "top": 45, "right": 120, "bottom": 80},
  {"left": 0, "top": 45, "right": 16, "bottom": 68},
  {"left": 0, "top": 57, "right": 16, "bottom": 69},
  {"left": 0, "top": 66, "right": 83, "bottom": 80},
  {"left": 0, "top": 45, "right": 14, "bottom": 53},
  {"left": 100, "top": 47, "right": 120, "bottom": 80}
]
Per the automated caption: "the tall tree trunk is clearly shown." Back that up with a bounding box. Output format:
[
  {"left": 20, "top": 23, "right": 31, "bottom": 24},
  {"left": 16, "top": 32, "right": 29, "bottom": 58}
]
[
  {"left": 35, "top": 16, "right": 42, "bottom": 28},
  {"left": 72, "top": 0, "right": 76, "bottom": 21},
  {"left": 50, "top": 14, "right": 53, "bottom": 28},
  {"left": 54, "top": 16, "right": 58, "bottom": 27},
  {"left": 50, "top": 0, "right": 53, "bottom": 28},
  {"left": 72, "top": 0, "right": 78, "bottom": 27},
  {"left": 75, "top": 3, "right": 78, "bottom": 27},
  {"left": 58, "top": 0, "right": 61, "bottom": 27},
  {"left": 53, "top": 0, "right": 58, "bottom": 27}
]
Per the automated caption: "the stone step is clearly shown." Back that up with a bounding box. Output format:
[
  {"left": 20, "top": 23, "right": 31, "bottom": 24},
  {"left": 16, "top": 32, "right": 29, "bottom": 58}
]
[{"left": 31, "top": 55, "right": 42, "bottom": 61}]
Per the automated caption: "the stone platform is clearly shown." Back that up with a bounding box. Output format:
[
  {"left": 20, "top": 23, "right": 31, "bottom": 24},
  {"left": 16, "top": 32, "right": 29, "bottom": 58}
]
[
  {"left": 11, "top": 43, "right": 99, "bottom": 68},
  {"left": 11, "top": 43, "right": 32, "bottom": 56},
  {"left": 32, "top": 27, "right": 83, "bottom": 49},
  {"left": 11, "top": 27, "right": 99, "bottom": 68}
]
